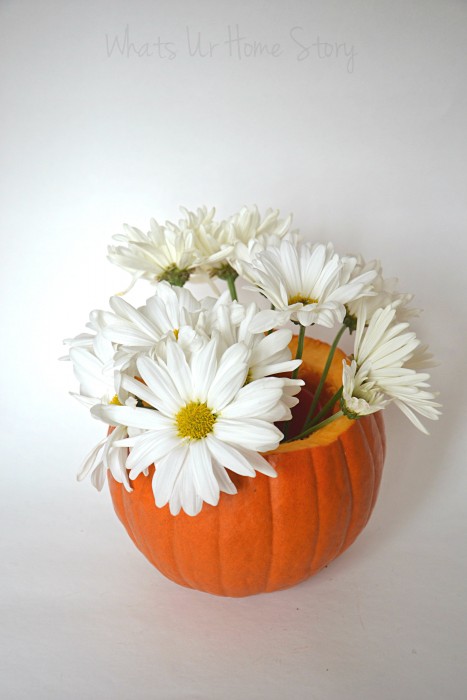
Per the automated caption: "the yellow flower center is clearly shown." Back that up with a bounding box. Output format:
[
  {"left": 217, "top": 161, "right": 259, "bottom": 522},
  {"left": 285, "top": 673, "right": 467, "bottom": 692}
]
[
  {"left": 173, "top": 328, "right": 179, "bottom": 339},
  {"left": 175, "top": 402, "right": 217, "bottom": 440},
  {"left": 288, "top": 294, "right": 318, "bottom": 306},
  {"left": 110, "top": 394, "right": 122, "bottom": 405}
]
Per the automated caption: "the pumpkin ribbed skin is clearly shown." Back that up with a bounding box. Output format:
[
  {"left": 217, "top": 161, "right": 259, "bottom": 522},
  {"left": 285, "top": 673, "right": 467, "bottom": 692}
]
[{"left": 108, "top": 337, "right": 386, "bottom": 597}]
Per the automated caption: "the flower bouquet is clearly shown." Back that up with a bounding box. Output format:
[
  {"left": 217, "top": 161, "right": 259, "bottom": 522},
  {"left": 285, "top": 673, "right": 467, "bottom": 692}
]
[{"left": 64, "top": 205, "right": 440, "bottom": 596}]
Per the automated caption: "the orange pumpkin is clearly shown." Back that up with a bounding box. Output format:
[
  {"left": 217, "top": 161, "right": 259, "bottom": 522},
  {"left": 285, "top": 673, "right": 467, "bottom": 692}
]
[{"left": 108, "top": 337, "right": 386, "bottom": 597}]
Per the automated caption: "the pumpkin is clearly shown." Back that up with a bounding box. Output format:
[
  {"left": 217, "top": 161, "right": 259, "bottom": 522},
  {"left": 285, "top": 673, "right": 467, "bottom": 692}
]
[{"left": 108, "top": 337, "right": 386, "bottom": 597}]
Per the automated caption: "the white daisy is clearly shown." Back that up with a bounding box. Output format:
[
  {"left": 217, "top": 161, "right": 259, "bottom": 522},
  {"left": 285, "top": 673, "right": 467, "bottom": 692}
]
[
  {"left": 77, "top": 424, "right": 131, "bottom": 492},
  {"left": 224, "top": 205, "right": 293, "bottom": 249},
  {"left": 207, "top": 299, "right": 301, "bottom": 376},
  {"left": 192, "top": 205, "right": 294, "bottom": 278},
  {"left": 108, "top": 217, "right": 201, "bottom": 290},
  {"left": 66, "top": 313, "right": 120, "bottom": 408},
  {"left": 231, "top": 230, "right": 301, "bottom": 284},
  {"left": 341, "top": 306, "right": 441, "bottom": 432},
  {"left": 243, "top": 239, "right": 377, "bottom": 333},
  {"left": 345, "top": 256, "right": 418, "bottom": 325},
  {"left": 172, "top": 206, "right": 228, "bottom": 272},
  {"left": 196, "top": 296, "right": 304, "bottom": 416},
  {"left": 92, "top": 337, "right": 302, "bottom": 516},
  {"left": 341, "top": 359, "right": 389, "bottom": 418},
  {"left": 101, "top": 282, "right": 204, "bottom": 371},
  {"left": 65, "top": 322, "right": 136, "bottom": 490},
  {"left": 352, "top": 306, "right": 417, "bottom": 369},
  {"left": 62, "top": 308, "right": 116, "bottom": 356}
]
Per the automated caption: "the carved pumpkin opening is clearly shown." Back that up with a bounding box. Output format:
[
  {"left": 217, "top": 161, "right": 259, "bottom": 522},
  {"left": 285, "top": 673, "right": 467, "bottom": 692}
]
[{"left": 276, "top": 379, "right": 335, "bottom": 440}]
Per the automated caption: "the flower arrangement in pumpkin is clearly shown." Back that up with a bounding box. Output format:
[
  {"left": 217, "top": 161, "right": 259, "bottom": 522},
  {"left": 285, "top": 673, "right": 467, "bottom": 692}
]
[{"left": 64, "top": 205, "right": 441, "bottom": 517}]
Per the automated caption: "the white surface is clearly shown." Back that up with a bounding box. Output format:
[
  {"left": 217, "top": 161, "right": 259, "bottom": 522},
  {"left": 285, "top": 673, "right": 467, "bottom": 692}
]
[{"left": 1, "top": 1, "right": 466, "bottom": 698}]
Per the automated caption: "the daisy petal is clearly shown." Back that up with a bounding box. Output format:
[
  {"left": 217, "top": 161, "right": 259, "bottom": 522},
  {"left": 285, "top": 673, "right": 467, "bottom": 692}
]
[
  {"left": 189, "top": 439, "right": 220, "bottom": 506},
  {"left": 247, "top": 309, "right": 292, "bottom": 333},
  {"left": 127, "top": 431, "right": 180, "bottom": 476},
  {"left": 211, "top": 461, "right": 238, "bottom": 495},
  {"left": 215, "top": 418, "right": 282, "bottom": 452},
  {"left": 206, "top": 435, "right": 256, "bottom": 476},
  {"left": 151, "top": 443, "right": 188, "bottom": 508},
  {"left": 91, "top": 404, "right": 172, "bottom": 431}
]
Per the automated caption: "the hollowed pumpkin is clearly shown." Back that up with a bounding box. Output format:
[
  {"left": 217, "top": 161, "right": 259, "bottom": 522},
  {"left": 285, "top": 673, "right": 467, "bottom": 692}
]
[{"left": 108, "top": 337, "right": 386, "bottom": 597}]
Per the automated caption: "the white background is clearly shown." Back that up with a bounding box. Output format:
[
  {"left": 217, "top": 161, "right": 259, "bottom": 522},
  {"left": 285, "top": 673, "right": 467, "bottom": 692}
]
[{"left": 1, "top": 1, "right": 466, "bottom": 698}]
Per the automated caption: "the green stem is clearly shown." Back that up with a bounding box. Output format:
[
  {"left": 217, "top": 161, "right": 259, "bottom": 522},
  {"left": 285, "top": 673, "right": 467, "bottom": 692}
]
[
  {"left": 292, "top": 324, "right": 306, "bottom": 380},
  {"left": 308, "top": 386, "right": 343, "bottom": 427},
  {"left": 226, "top": 275, "right": 238, "bottom": 301},
  {"left": 286, "top": 410, "right": 344, "bottom": 443},
  {"left": 303, "top": 324, "right": 347, "bottom": 428}
]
